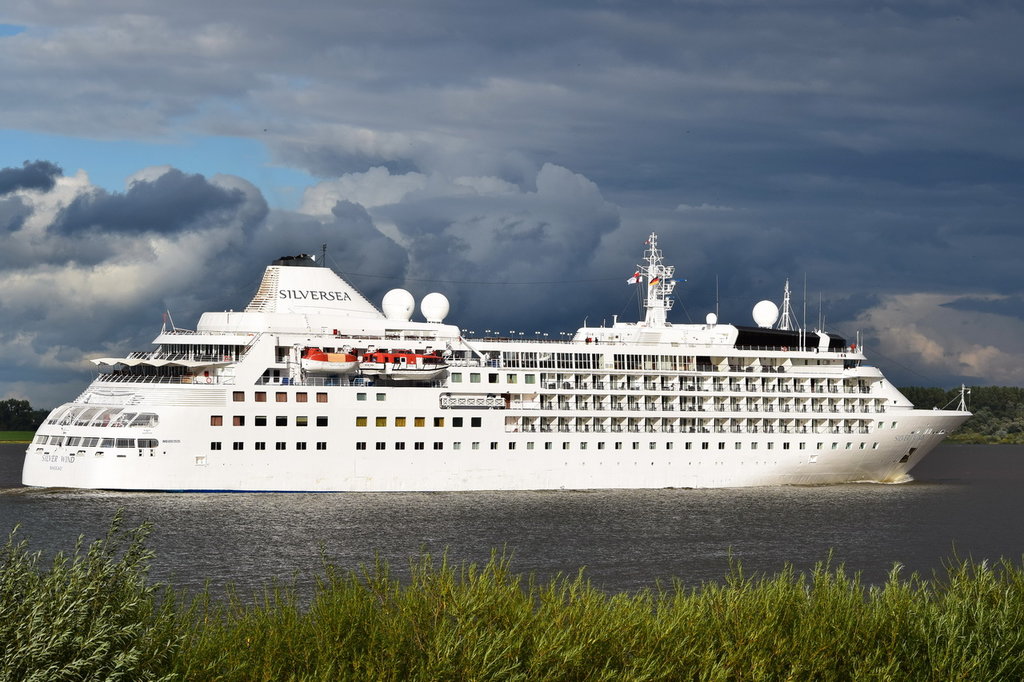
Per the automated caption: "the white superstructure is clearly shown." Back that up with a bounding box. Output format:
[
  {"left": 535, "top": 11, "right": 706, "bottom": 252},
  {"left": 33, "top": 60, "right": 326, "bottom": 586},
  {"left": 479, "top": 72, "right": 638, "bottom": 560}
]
[{"left": 22, "top": 237, "right": 970, "bottom": 491}]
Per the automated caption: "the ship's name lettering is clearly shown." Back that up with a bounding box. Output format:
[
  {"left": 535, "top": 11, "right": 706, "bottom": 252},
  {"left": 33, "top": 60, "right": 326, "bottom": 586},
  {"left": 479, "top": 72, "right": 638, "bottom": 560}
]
[
  {"left": 41, "top": 453, "right": 76, "bottom": 464},
  {"left": 894, "top": 434, "right": 925, "bottom": 442},
  {"left": 278, "top": 289, "right": 352, "bottom": 301}
]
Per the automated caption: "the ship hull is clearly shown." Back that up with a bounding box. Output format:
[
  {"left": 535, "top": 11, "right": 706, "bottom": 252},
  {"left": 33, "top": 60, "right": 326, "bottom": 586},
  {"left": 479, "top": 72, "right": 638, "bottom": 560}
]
[{"left": 22, "top": 383, "right": 969, "bottom": 491}]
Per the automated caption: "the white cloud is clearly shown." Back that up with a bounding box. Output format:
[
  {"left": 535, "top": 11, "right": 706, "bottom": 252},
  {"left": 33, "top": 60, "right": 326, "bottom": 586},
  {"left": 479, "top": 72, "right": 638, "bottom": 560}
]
[
  {"left": 299, "top": 167, "right": 427, "bottom": 215},
  {"left": 852, "top": 293, "right": 1024, "bottom": 385}
]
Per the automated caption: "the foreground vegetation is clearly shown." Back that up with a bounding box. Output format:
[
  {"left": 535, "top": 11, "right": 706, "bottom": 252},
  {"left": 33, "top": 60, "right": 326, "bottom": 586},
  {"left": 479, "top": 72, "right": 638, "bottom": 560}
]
[{"left": 4, "top": 515, "right": 1024, "bottom": 680}]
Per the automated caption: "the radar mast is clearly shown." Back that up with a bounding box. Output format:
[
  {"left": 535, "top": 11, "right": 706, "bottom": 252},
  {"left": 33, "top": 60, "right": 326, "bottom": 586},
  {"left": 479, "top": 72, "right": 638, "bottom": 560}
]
[
  {"left": 777, "top": 279, "right": 797, "bottom": 331},
  {"left": 641, "top": 233, "right": 675, "bottom": 327}
]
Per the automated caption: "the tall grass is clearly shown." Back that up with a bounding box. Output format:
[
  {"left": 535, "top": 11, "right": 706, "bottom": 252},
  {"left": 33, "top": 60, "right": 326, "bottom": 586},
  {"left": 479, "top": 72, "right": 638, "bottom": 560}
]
[
  {"left": 0, "top": 511, "right": 178, "bottom": 681},
  {"left": 4, "top": 516, "right": 1024, "bottom": 680}
]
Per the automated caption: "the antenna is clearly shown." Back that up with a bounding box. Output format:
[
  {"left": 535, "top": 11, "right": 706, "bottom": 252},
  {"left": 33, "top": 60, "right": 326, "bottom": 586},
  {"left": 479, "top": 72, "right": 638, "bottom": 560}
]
[
  {"left": 715, "top": 275, "right": 719, "bottom": 318},
  {"left": 777, "top": 279, "right": 797, "bottom": 331},
  {"left": 321, "top": 243, "right": 327, "bottom": 267}
]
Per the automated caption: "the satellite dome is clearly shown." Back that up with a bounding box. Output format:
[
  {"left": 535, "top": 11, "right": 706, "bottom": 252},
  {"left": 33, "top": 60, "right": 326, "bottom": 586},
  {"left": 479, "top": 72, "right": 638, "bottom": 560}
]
[
  {"left": 420, "top": 292, "right": 450, "bottom": 323},
  {"left": 706, "top": 312, "right": 718, "bottom": 325},
  {"left": 752, "top": 300, "right": 779, "bottom": 328},
  {"left": 381, "top": 289, "right": 415, "bottom": 321}
]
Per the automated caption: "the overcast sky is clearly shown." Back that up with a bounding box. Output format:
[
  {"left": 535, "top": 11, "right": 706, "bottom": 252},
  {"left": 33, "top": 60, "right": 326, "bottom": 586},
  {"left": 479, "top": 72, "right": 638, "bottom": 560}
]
[{"left": 2, "top": 1, "right": 1022, "bottom": 407}]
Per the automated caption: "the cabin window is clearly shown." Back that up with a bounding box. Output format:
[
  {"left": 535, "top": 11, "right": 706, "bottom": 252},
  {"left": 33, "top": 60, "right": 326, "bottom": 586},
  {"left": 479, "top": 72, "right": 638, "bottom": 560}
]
[
  {"left": 210, "top": 442, "right": 221, "bottom": 450},
  {"left": 434, "top": 417, "right": 444, "bottom": 427},
  {"left": 453, "top": 442, "right": 462, "bottom": 450},
  {"left": 375, "top": 442, "right": 386, "bottom": 451},
  {"left": 472, "top": 442, "right": 480, "bottom": 450},
  {"left": 470, "top": 374, "right": 481, "bottom": 383},
  {"left": 415, "top": 442, "right": 424, "bottom": 450},
  {"left": 491, "top": 442, "right": 499, "bottom": 450},
  {"left": 255, "top": 392, "right": 267, "bottom": 402},
  {"left": 296, "top": 416, "right": 308, "bottom": 427},
  {"left": 276, "top": 392, "right": 287, "bottom": 403},
  {"left": 525, "top": 374, "right": 536, "bottom": 384},
  {"left": 356, "top": 417, "right": 368, "bottom": 427},
  {"left": 434, "top": 442, "right": 443, "bottom": 450},
  {"left": 546, "top": 442, "right": 554, "bottom": 450},
  {"left": 471, "top": 417, "right": 482, "bottom": 427},
  {"left": 489, "top": 373, "right": 499, "bottom": 384},
  {"left": 377, "top": 393, "right": 386, "bottom": 401},
  {"left": 255, "top": 416, "right": 267, "bottom": 426},
  {"left": 296, "top": 393, "right": 308, "bottom": 403},
  {"left": 233, "top": 391, "right": 244, "bottom": 402},
  {"left": 317, "top": 393, "right": 327, "bottom": 403},
  {"left": 356, "top": 442, "right": 367, "bottom": 450},
  {"left": 415, "top": 417, "right": 425, "bottom": 427},
  {"left": 453, "top": 417, "right": 463, "bottom": 427},
  {"left": 451, "top": 373, "right": 462, "bottom": 383},
  {"left": 211, "top": 415, "right": 223, "bottom": 426},
  {"left": 509, "top": 442, "right": 517, "bottom": 450},
  {"left": 395, "top": 442, "right": 405, "bottom": 450},
  {"left": 296, "top": 442, "right": 307, "bottom": 450},
  {"left": 277, "top": 416, "right": 288, "bottom": 427},
  {"left": 232, "top": 442, "right": 243, "bottom": 451},
  {"left": 395, "top": 417, "right": 407, "bottom": 427},
  {"left": 233, "top": 416, "right": 245, "bottom": 426},
  {"left": 375, "top": 417, "right": 386, "bottom": 427},
  {"left": 255, "top": 442, "right": 266, "bottom": 451},
  {"left": 357, "top": 393, "right": 367, "bottom": 401},
  {"left": 316, "top": 416, "right": 328, "bottom": 427},
  {"left": 508, "top": 374, "right": 517, "bottom": 384},
  {"left": 316, "top": 442, "right": 327, "bottom": 450}
]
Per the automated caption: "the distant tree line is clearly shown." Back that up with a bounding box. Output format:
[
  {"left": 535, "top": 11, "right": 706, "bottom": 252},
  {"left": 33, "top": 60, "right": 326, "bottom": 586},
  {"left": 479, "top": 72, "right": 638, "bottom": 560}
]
[
  {"left": 0, "top": 399, "right": 49, "bottom": 431},
  {"left": 900, "top": 385, "right": 1024, "bottom": 444}
]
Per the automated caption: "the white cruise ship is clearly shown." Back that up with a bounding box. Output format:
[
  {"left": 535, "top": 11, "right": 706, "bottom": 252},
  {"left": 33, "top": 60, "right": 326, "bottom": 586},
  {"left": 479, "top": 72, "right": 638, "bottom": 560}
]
[{"left": 22, "top": 235, "right": 970, "bottom": 491}]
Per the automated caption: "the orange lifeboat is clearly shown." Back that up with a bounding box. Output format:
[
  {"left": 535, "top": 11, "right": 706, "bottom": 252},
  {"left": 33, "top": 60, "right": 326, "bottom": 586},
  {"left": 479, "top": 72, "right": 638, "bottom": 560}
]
[{"left": 300, "top": 347, "right": 359, "bottom": 374}]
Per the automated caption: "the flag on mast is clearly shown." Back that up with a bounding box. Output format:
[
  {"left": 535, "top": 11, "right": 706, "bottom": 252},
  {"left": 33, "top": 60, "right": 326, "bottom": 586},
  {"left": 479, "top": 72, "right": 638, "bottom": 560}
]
[{"left": 627, "top": 272, "right": 641, "bottom": 284}]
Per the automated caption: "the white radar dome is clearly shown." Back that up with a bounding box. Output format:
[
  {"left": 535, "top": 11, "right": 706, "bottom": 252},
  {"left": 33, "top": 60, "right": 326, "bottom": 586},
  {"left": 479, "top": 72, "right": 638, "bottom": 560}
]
[
  {"left": 381, "top": 289, "right": 415, "bottom": 321},
  {"left": 706, "top": 312, "right": 718, "bottom": 325},
  {"left": 752, "top": 300, "right": 779, "bottom": 328},
  {"left": 420, "top": 292, "right": 450, "bottom": 323}
]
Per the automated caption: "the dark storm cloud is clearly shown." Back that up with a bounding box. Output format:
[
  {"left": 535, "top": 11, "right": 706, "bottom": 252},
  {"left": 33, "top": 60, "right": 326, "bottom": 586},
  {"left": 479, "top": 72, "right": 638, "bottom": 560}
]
[
  {"left": 942, "top": 296, "right": 1024, "bottom": 318},
  {"left": 0, "top": 160, "right": 62, "bottom": 195},
  {"left": 0, "top": 196, "right": 31, "bottom": 233},
  {"left": 51, "top": 169, "right": 247, "bottom": 236}
]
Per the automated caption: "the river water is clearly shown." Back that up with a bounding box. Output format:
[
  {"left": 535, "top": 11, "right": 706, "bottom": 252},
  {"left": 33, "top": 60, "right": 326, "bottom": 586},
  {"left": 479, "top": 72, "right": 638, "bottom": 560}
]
[{"left": 1, "top": 443, "right": 1022, "bottom": 595}]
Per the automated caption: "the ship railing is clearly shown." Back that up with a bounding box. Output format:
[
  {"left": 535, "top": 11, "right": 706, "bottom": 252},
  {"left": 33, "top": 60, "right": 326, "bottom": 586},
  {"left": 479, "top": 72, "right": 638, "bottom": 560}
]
[{"left": 97, "top": 373, "right": 234, "bottom": 386}]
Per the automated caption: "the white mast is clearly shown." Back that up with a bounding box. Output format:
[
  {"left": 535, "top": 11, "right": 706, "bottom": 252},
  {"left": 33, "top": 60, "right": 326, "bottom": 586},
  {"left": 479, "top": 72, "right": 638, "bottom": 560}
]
[
  {"left": 640, "top": 233, "right": 675, "bottom": 327},
  {"left": 777, "top": 279, "right": 797, "bottom": 331}
]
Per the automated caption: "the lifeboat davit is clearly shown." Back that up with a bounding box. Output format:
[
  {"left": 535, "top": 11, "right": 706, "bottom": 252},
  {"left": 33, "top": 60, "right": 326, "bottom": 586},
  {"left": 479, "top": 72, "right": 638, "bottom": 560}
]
[
  {"left": 300, "top": 347, "right": 359, "bottom": 374},
  {"left": 359, "top": 350, "right": 448, "bottom": 380}
]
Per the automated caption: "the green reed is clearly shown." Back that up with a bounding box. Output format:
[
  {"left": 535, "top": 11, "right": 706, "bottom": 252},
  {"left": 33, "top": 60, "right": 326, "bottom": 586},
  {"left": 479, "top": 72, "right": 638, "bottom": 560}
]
[{"left": 4, "top": 515, "right": 1024, "bottom": 681}]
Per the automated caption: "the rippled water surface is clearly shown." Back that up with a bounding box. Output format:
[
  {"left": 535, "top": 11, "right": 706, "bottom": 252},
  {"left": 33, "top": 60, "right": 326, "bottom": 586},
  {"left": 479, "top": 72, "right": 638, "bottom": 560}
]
[{"left": 2, "top": 444, "right": 1022, "bottom": 594}]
